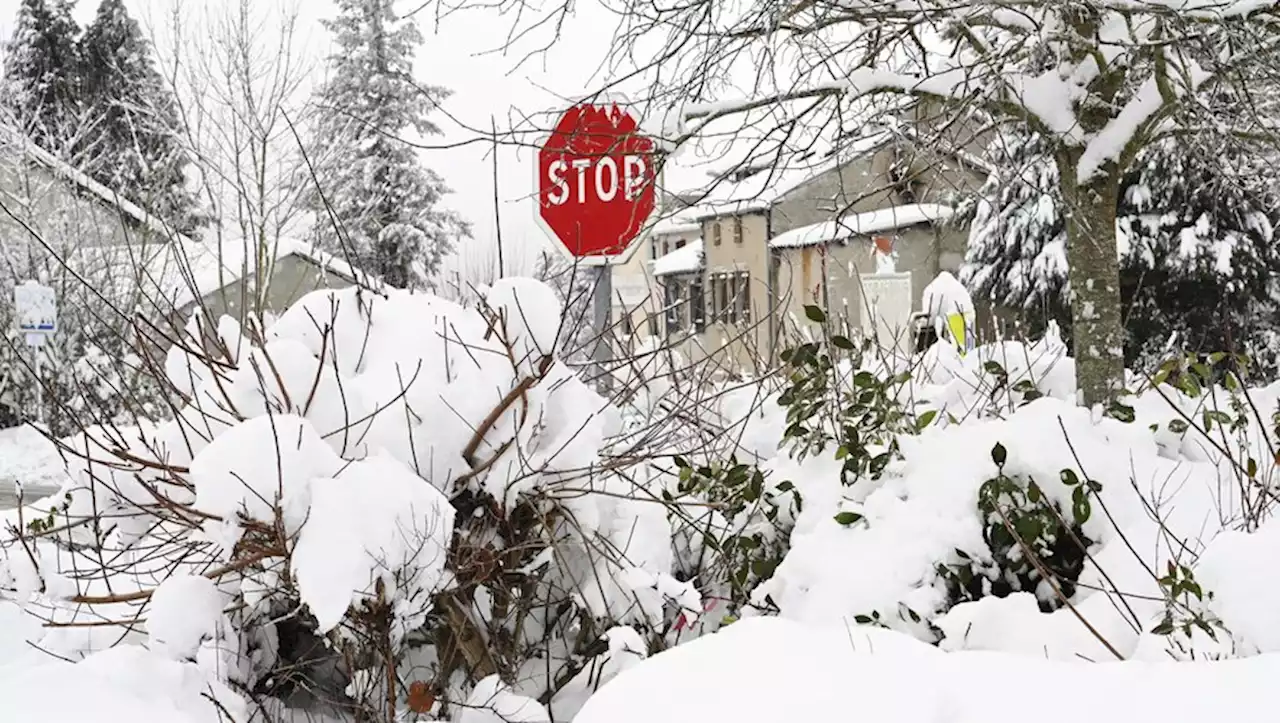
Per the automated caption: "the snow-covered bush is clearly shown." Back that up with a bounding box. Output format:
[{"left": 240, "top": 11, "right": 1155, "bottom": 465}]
[
  {"left": 687, "top": 304, "right": 1280, "bottom": 663},
  {"left": 0, "top": 277, "right": 710, "bottom": 722}
]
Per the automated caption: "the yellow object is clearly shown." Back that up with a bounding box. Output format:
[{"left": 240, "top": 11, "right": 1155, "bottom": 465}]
[{"left": 946, "top": 313, "right": 968, "bottom": 355}]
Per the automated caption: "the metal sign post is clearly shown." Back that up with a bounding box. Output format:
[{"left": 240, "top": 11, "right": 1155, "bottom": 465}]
[
  {"left": 592, "top": 264, "right": 613, "bottom": 394},
  {"left": 14, "top": 280, "right": 56, "bottom": 425}
]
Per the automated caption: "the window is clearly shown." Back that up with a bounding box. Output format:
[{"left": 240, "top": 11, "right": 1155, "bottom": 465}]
[
  {"left": 710, "top": 271, "right": 751, "bottom": 324},
  {"left": 620, "top": 306, "right": 633, "bottom": 335},
  {"left": 664, "top": 281, "right": 683, "bottom": 334},
  {"left": 676, "top": 238, "right": 686, "bottom": 250},
  {"left": 691, "top": 277, "right": 706, "bottom": 332},
  {"left": 733, "top": 217, "right": 744, "bottom": 244},
  {"left": 650, "top": 238, "right": 659, "bottom": 260},
  {"left": 714, "top": 274, "right": 728, "bottom": 321},
  {"left": 712, "top": 221, "right": 723, "bottom": 246}
]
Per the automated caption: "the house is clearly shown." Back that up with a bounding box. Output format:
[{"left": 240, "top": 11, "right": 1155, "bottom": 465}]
[
  {"left": 0, "top": 125, "right": 366, "bottom": 344},
  {"left": 75, "top": 237, "right": 368, "bottom": 330},
  {"left": 0, "top": 124, "right": 183, "bottom": 250},
  {"left": 609, "top": 194, "right": 703, "bottom": 344},
  {"left": 635, "top": 106, "right": 990, "bottom": 367}
]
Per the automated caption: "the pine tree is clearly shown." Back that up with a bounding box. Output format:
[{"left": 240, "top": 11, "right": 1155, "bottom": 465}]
[
  {"left": 79, "top": 0, "right": 203, "bottom": 235},
  {"left": 305, "top": 0, "right": 468, "bottom": 290},
  {"left": 959, "top": 129, "right": 1280, "bottom": 375},
  {"left": 2, "top": 0, "right": 81, "bottom": 155}
]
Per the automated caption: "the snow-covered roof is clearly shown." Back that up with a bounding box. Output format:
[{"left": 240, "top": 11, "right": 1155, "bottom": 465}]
[
  {"left": 769, "top": 204, "right": 955, "bottom": 249},
  {"left": 680, "top": 131, "right": 894, "bottom": 219},
  {"left": 652, "top": 210, "right": 702, "bottom": 236},
  {"left": 69, "top": 237, "right": 371, "bottom": 312},
  {"left": 655, "top": 97, "right": 899, "bottom": 220},
  {"left": 0, "top": 124, "right": 192, "bottom": 244},
  {"left": 652, "top": 240, "right": 704, "bottom": 277}
]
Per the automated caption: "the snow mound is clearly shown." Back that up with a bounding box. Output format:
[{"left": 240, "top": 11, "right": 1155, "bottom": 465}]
[{"left": 577, "top": 617, "right": 1280, "bottom": 723}]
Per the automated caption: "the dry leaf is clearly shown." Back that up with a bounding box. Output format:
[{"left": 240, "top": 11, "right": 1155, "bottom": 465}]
[{"left": 407, "top": 680, "right": 435, "bottom": 714}]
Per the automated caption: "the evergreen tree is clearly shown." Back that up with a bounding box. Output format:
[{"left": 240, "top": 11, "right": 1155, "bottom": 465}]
[
  {"left": 2, "top": 0, "right": 81, "bottom": 155},
  {"left": 305, "top": 0, "right": 468, "bottom": 290},
  {"left": 79, "top": 0, "right": 203, "bottom": 235},
  {"left": 959, "top": 129, "right": 1280, "bottom": 376}
]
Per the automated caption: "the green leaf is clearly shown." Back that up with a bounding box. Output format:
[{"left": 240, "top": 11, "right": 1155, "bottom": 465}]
[
  {"left": 983, "top": 361, "right": 1006, "bottom": 377},
  {"left": 1072, "top": 492, "right": 1092, "bottom": 525},
  {"left": 1027, "top": 480, "right": 1043, "bottom": 504},
  {"left": 914, "top": 409, "right": 938, "bottom": 432},
  {"left": 831, "top": 335, "right": 855, "bottom": 350},
  {"left": 672, "top": 455, "right": 689, "bottom": 469},
  {"left": 1060, "top": 468, "right": 1080, "bottom": 486},
  {"left": 1150, "top": 619, "right": 1176, "bottom": 636},
  {"left": 1107, "top": 402, "right": 1136, "bottom": 423},
  {"left": 833, "top": 511, "right": 864, "bottom": 526},
  {"left": 991, "top": 442, "right": 1008, "bottom": 467},
  {"left": 804, "top": 305, "right": 827, "bottom": 323}
]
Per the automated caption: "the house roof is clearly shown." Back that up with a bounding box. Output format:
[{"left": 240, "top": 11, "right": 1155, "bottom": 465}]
[
  {"left": 768, "top": 203, "right": 955, "bottom": 249},
  {"left": 651, "top": 210, "right": 703, "bottom": 236},
  {"left": 70, "top": 237, "right": 371, "bottom": 312},
  {"left": 0, "top": 125, "right": 193, "bottom": 244},
  {"left": 657, "top": 99, "right": 989, "bottom": 223},
  {"left": 652, "top": 240, "right": 704, "bottom": 277}
]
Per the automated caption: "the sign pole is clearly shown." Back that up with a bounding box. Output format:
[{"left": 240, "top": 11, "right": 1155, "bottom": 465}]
[
  {"left": 592, "top": 263, "right": 613, "bottom": 395},
  {"left": 32, "top": 337, "right": 42, "bottom": 425},
  {"left": 14, "top": 280, "right": 56, "bottom": 426}
]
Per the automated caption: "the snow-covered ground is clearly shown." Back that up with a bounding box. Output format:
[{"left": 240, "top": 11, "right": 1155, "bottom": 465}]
[
  {"left": 4, "top": 275, "right": 1280, "bottom": 722},
  {"left": 0, "top": 425, "right": 68, "bottom": 510}
]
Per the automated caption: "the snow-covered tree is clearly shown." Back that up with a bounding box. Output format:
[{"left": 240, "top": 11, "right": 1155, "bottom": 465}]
[
  {"left": 79, "top": 0, "right": 204, "bottom": 235},
  {"left": 2, "top": 0, "right": 81, "bottom": 155},
  {"left": 961, "top": 128, "right": 1280, "bottom": 375},
  {"left": 544, "top": 0, "right": 1280, "bottom": 406},
  {"left": 304, "top": 0, "right": 468, "bottom": 290}
]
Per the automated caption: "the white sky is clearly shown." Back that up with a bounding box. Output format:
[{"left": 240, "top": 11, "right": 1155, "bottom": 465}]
[{"left": 0, "top": 0, "right": 634, "bottom": 274}]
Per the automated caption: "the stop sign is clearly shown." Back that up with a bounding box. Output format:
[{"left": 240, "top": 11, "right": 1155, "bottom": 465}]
[{"left": 536, "top": 102, "right": 658, "bottom": 263}]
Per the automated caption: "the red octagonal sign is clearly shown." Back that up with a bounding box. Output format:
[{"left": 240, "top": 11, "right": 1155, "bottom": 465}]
[{"left": 537, "top": 102, "right": 658, "bottom": 264}]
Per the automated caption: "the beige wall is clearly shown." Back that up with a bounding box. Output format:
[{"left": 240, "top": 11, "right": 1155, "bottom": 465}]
[
  {"left": 0, "top": 156, "right": 166, "bottom": 256},
  {"left": 612, "top": 226, "right": 701, "bottom": 346},
  {"left": 695, "top": 212, "right": 769, "bottom": 372},
  {"left": 773, "top": 223, "right": 968, "bottom": 342}
]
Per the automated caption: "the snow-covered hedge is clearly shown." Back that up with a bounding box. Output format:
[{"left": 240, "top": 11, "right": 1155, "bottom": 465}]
[{"left": 0, "top": 278, "right": 709, "bottom": 722}]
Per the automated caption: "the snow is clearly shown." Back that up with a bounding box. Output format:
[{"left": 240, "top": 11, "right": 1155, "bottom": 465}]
[
  {"left": 662, "top": 102, "right": 894, "bottom": 217},
  {"left": 291, "top": 452, "right": 455, "bottom": 634},
  {"left": 460, "top": 675, "right": 551, "bottom": 723},
  {"left": 0, "top": 123, "right": 188, "bottom": 244},
  {"left": 0, "top": 425, "right": 67, "bottom": 508},
  {"left": 652, "top": 239, "right": 704, "bottom": 277},
  {"left": 0, "top": 644, "right": 247, "bottom": 722},
  {"left": 769, "top": 204, "right": 955, "bottom": 249},
  {"left": 147, "top": 575, "right": 227, "bottom": 660},
  {"left": 921, "top": 271, "right": 975, "bottom": 320},
  {"left": 68, "top": 236, "right": 371, "bottom": 312},
  {"left": 1076, "top": 62, "right": 1212, "bottom": 184},
  {"left": 651, "top": 213, "right": 702, "bottom": 236},
  {"left": 577, "top": 616, "right": 1280, "bottom": 723}
]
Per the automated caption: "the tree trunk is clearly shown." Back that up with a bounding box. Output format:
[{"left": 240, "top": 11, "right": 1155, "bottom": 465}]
[{"left": 1061, "top": 170, "right": 1125, "bottom": 408}]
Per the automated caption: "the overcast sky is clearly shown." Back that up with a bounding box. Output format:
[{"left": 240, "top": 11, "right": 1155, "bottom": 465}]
[{"left": 0, "top": 0, "right": 633, "bottom": 273}]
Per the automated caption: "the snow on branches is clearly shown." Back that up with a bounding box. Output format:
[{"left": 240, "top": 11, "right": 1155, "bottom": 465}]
[{"left": 0, "top": 277, "right": 702, "bottom": 721}]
